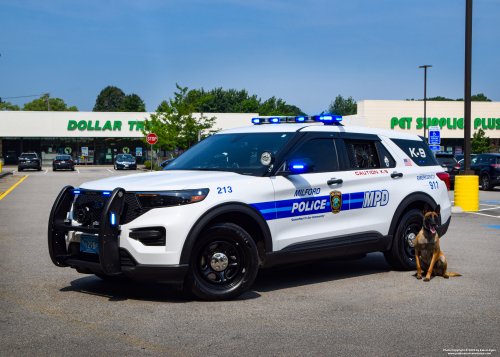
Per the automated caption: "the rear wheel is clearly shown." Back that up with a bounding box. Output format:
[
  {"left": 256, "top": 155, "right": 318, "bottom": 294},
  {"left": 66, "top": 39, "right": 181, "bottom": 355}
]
[
  {"left": 384, "top": 209, "right": 423, "bottom": 271},
  {"left": 185, "top": 223, "right": 259, "bottom": 301},
  {"left": 18, "top": 167, "right": 23, "bottom": 172},
  {"left": 53, "top": 167, "right": 56, "bottom": 171},
  {"left": 481, "top": 174, "right": 493, "bottom": 191}
]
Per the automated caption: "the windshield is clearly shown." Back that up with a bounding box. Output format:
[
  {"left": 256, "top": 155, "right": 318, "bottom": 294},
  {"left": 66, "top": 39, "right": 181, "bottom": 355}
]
[
  {"left": 165, "top": 132, "right": 296, "bottom": 176},
  {"left": 436, "top": 156, "right": 457, "bottom": 165},
  {"left": 117, "top": 154, "right": 134, "bottom": 160}
]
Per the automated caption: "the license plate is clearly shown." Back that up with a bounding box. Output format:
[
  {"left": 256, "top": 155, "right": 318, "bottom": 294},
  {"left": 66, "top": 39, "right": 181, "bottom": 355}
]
[
  {"left": 80, "top": 235, "right": 99, "bottom": 254},
  {"left": 26, "top": 160, "right": 31, "bottom": 163},
  {"left": 125, "top": 165, "right": 129, "bottom": 167},
  {"left": 61, "top": 161, "right": 65, "bottom": 163}
]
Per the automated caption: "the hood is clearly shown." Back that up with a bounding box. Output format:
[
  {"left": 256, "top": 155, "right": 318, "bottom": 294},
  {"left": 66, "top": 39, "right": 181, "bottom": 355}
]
[{"left": 79, "top": 170, "right": 248, "bottom": 192}]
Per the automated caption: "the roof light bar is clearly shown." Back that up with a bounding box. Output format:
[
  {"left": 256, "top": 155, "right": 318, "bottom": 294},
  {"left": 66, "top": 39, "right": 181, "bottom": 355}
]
[{"left": 251, "top": 115, "right": 342, "bottom": 125}]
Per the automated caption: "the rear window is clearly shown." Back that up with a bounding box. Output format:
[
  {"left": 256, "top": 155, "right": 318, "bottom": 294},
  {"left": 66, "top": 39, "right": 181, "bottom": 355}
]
[
  {"left": 436, "top": 156, "right": 457, "bottom": 165},
  {"left": 56, "top": 155, "right": 71, "bottom": 160},
  {"left": 20, "top": 153, "right": 37, "bottom": 158},
  {"left": 390, "top": 139, "right": 439, "bottom": 166}
]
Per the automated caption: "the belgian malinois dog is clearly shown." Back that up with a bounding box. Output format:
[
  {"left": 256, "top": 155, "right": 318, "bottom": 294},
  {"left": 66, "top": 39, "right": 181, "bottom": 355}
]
[{"left": 415, "top": 204, "right": 461, "bottom": 281}]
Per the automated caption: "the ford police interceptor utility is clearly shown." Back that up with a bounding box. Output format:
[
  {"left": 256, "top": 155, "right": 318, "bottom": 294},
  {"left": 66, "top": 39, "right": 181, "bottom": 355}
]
[{"left": 48, "top": 115, "right": 452, "bottom": 301}]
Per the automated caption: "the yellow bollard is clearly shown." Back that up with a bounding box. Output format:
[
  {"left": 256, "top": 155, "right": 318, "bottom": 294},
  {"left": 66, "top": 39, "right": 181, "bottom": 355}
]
[
  {"left": 0, "top": 160, "right": 2, "bottom": 173},
  {"left": 454, "top": 175, "right": 479, "bottom": 212}
]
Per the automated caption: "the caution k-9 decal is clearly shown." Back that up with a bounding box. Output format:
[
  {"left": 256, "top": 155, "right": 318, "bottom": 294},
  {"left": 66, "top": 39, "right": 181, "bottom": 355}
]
[{"left": 251, "top": 190, "right": 389, "bottom": 221}]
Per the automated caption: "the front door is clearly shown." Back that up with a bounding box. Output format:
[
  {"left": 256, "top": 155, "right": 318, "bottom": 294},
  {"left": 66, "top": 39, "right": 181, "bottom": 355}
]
[{"left": 272, "top": 133, "right": 351, "bottom": 251}]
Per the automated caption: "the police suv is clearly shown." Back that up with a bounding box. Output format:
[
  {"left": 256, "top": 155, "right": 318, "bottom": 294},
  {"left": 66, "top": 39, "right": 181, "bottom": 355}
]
[{"left": 48, "top": 115, "right": 452, "bottom": 300}]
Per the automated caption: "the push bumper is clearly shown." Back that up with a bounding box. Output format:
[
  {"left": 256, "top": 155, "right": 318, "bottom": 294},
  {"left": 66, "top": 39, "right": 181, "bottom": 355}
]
[
  {"left": 116, "top": 163, "right": 136, "bottom": 169},
  {"left": 47, "top": 186, "right": 188, "bottom": 283}
]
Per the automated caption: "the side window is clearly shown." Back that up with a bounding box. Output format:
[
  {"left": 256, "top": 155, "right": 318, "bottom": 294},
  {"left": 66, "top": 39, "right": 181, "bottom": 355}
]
[
  {"left": 471, "top": 156, "right": 479, "bottom": 164},
  {"left": 343, "top": 140, "right": 381, "bottom": 169},
  {"left": 287, "top": 139, "right": 339, "bottom": 173},
  {"left": 375, "top": 142, "right": 396, "bottom": 168},
  {"left": 390, "top": 138, "right": 439, "bottom": 166}
]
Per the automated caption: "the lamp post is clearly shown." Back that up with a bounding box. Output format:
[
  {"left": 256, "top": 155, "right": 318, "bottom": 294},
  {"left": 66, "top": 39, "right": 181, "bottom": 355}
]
[
  {"left": 419, "top": 65, "right": 432, "bottom": 139},
  {"left": 462, "top": 0, "right": 474, "bottom": 174}
]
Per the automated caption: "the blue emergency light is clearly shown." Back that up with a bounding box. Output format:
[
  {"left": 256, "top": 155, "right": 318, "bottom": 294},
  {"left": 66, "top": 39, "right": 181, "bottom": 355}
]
[
  {"left": 73, "top": 189, "right": 81, "bottom": 194},
  {"left": 251, "top": 115, "right": 342, "bottom": 125},
  {"left": 110, "top": 212, "right": 116, "bottom": 225},
  {"left": 103, "top": 191, "right": 111, "bottom": 196}
]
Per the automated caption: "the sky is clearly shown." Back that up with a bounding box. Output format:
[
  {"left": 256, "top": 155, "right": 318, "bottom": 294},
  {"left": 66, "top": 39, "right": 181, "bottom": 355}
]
[{"left": 1, "top": 0, "right": 499, "bottom": 115}]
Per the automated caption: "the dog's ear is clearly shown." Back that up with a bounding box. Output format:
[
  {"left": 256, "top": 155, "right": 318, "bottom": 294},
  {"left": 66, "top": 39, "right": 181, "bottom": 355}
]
[
  {"left": 423, "top": 203, "right": 431, "bottom": 214},
  {"left": 435, "top": 205, "right": 441, "bottom": 215}
]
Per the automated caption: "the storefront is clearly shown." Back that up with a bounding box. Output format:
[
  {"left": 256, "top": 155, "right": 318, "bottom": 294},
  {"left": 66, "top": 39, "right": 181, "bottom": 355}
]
[
  {"left": 356, "top": 100, "right": 500, "bottom": 154},
  {"left": 0, "top": 111, "right": 255, "bottom": 165}
]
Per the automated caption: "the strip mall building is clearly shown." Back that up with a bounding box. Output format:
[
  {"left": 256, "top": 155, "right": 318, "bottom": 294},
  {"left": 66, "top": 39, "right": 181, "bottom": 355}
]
[
  {"left": 357, "top": 100, "right": 500, "bottom": 154},
  {"left": 1, "top": 100, "right": 498, "bottom": 165}
]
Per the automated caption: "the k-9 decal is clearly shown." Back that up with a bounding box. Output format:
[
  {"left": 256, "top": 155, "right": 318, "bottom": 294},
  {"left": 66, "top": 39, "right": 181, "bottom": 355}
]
[{"left": 409, "top": 147, "right": 426, "bottom": 158}]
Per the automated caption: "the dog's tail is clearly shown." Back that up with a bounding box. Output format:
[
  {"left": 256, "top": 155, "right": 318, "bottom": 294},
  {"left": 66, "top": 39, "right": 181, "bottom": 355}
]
[{"left": 444, "top": 272, "right": 462, "bottom": 277}]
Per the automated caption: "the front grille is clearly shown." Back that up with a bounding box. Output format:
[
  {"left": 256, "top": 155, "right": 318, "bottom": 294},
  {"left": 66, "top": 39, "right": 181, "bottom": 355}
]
[{"left": 74, "top": 191, "right": 151, "bottom": 226}]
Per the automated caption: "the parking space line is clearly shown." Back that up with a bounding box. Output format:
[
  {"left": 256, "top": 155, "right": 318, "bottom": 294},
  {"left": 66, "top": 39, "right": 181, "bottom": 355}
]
[
  {"left": 107, "top": 169, "right": 114, "bottom": 174},
  {"left": 13, "top": 170, "right": 17, "bottom": 173},
  {"left": 479, "top": 206, "right": 500, "bottom": 212},
  {"left": 44, "top": 169, "right": 48, "bottom": 174},
  {"left": 76, "top": 168, "right": 80, "bottom": 174},
  {"left": 480, "top": 201, "right": 500, "bottom": 204},
  {"left": 482, "top": 225, "right": 500, "bottom": 229},
  {"left": 0, "top": 175, "right": 28, "bottom": 201},
  {"left": 468, "top": 212, "right": 500, "bottom": 218}
]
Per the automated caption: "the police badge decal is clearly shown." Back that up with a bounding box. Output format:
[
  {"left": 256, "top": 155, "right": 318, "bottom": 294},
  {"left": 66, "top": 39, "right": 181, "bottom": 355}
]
[{"left": 330, "top": 191, "right": 342, "bottom": 214}]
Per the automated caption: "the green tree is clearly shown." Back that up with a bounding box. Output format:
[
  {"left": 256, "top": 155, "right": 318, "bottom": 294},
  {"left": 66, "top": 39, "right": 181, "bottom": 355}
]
[
  {"left": 122, "top": 93, "right": 146, "bottom": 112},
  {"left": 0, "top": 100, "right": 20, "bottom": 111},
  {"left": 327, "top": 95, "right": 357, "bottom": 116},
  {"left": 158, "top": 87, "right": 306, "bottom": 116},
  {"left": 427, "top": 96, "right": 455, "bottom": 101},
  {"left": 143, "top": 84, "right": 218, "bottom": 152},
  {"left": 471, "top": 93, "right": 492, "bottom": 102},
  {"left": 471, "top": 128, "right": 493, "bottom": 154},
  {"left": 22, "top": 96, "right": 78, "bottom": 111},
  {"left": 93, "top": 86, "right": 125, "bottom": 112}
]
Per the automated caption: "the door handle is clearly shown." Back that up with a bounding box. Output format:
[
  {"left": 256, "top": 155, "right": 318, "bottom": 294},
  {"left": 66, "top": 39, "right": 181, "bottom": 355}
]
[
  {"left": 327, "top": 178, "right": 343, "bottom": 185},
  {"left": 391, "top": 172, "right": 403, "bottom": 178}
]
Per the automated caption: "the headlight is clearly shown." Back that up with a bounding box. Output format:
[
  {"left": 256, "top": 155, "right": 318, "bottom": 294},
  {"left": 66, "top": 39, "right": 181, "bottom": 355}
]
[{"left": 137, "top": 189, "right": 209, "bottom": 208}]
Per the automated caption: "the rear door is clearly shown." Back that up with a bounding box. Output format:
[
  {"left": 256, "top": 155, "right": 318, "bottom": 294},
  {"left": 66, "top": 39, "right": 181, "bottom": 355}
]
[
  {"left": 271, "top": 132, "right": 351, "bottom": 252},
  {"left": 337, "top": 134, "right": 403, "bottom": 242}
]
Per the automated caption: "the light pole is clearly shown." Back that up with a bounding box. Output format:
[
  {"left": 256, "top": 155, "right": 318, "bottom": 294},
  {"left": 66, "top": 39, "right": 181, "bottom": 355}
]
[
  {"left": 419, "top": 65, "right": 432, "bottom": 139},
  {"left": 462, "top": 0, "right": 473, "bottom": 174}
]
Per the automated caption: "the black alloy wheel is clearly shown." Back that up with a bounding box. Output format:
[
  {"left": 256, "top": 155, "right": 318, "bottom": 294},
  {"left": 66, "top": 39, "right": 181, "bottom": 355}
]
[
  {"left": 481, "top": 174, "right": 492, "bottom": 191},
  {"left": 185, "top": 223, "right": 259, "bottom": 301},
  {"left": 384, "top": 209, "right": 423, "bottom": 271}
]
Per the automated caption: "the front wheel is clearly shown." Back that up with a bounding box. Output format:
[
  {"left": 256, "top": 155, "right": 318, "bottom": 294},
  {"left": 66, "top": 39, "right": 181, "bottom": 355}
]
[
  {"left": 481, "top": 174, "right": 493, "bottom": 191},
  {"left": 384, "top": 209, "right": 423, "bottom": 271},
  {"left": 184, "top": 223, "right": 259, "bottom": 301},
  {"left": 114, "top": 164, "right": 117, "bottom": 170}
]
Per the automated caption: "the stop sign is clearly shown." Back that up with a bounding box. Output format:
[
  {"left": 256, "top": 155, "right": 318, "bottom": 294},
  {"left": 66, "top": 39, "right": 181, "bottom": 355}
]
[{"left": 146, "top": 133, "right": 158, "bottom": 145}]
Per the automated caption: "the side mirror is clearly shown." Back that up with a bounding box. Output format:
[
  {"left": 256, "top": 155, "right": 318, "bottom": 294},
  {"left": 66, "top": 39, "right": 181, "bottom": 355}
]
[{"left": 287, "top": 158, "right": 315, "bottom": 174}]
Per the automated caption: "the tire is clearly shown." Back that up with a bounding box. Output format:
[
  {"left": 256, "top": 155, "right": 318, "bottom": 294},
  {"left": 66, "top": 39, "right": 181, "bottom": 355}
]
[
  {"left": 37, "top": 167, "right": 41, "bottom": 171},
  {"left": 184, "top": 223, "right": 259, "bottom": 301},
  {"left": 481, "top": 174, "right": 493, "bottom": 191},
  {"left": 71, "top": 167, "right": 75, "bottom": 171},
  {"left": 53, "top": 167, "right": 56, "bottom": 171},
  {"left": 18, "top": 167, "right": 23, "bottom": 172},
  {"left": 383, "top": 209, "right": 423, "bottom": 271},
  {"left": 114, "top": 164, "right": 117, "bottom": 170}
]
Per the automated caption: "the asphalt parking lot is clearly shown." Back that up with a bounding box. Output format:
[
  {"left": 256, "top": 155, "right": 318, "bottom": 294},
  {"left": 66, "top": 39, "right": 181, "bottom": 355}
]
[{"left": 0, "top": 166, "right": 499, "bottom": 357}]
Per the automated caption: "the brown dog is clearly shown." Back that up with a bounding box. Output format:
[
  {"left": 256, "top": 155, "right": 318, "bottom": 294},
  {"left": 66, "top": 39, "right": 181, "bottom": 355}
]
[{"left": 415, "top": 204, "right": 461, "bottom": 281}]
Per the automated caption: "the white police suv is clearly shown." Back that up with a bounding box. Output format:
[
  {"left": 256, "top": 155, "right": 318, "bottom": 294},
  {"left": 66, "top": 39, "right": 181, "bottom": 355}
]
[{"left": 48, "top": 115, "right": 452, "bottom": 300}]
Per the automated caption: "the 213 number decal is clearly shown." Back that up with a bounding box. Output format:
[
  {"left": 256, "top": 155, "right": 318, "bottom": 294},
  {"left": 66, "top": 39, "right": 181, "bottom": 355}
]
[{"left": 217, "top": 186, "right": 233, "bottom": 194}]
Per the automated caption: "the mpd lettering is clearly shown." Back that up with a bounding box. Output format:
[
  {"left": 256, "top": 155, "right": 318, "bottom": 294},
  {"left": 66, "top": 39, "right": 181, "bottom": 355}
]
[{"left": 363, "top": 190, "right": 389, "bottom": 208}]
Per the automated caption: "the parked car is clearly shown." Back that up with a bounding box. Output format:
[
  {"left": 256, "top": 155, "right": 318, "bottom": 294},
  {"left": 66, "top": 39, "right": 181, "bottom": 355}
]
[
  {"left": 48, "top": 115, "right": 452, "bottom": 301},
  {"left": 18, "top": 152, "right": 41, "bottom": 171},
  {"left": 160, "top": 158, "right": 175, "bottom": 168},
  {"left": 53, "top": 155, "right": 75, "bottom": 171},
  {"left": 455, "top": 154, "right": 464, "bottom": 162},
  {"left": 457, "top": 154, "right": 477, "bottom": 170},
  {"left": 470, "top": 153, "right": 500, "bottom": 190},
  {"left": 435, "top": 153, "right": 460, "bottom": 189},
  {"left": 114, "top": 154, "right": 137, "bottom": 170}
]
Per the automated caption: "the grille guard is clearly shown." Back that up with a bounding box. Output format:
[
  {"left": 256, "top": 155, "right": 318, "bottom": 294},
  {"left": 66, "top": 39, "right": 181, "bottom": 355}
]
[{"left": 48, "top": 186, "right": 126, "bottom": 275}]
